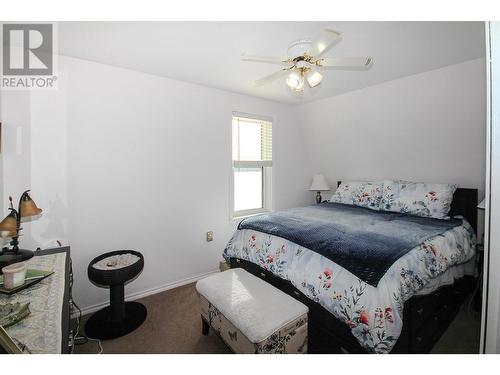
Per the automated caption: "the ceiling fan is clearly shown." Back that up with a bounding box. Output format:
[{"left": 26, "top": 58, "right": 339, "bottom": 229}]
[{"left": 241, "top": 29, "right": 374, "bottom": 92}]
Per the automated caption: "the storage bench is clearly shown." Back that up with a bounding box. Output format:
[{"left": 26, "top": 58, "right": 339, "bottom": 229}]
[{"left": 196, "top": 268, "right": 308, "bottom": 354}]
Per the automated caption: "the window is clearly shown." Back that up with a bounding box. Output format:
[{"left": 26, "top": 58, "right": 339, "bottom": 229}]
[{"left": 231, "top": 114, "right": 272, "bottom": 217}]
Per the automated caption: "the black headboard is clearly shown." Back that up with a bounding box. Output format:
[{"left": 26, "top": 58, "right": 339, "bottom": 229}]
[
  {"left": 336, "top": 181, "right": 478, "bottom": 233},
  {"left": 449, "top": 188, "right": 478, "bottom": 233}
]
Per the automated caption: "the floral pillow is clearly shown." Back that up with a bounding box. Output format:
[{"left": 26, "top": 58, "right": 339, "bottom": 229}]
[
  {"left": 329, "top": 181, "right": 383, "bottom": 210},
  {"left": 380, "top": 180, "right": 458, "bottom": 219}
]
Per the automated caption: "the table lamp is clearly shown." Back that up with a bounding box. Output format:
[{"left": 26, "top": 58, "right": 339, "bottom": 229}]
[
  {"left": 478, "top": 199, "right": 485, "bottom": 210},
  {"left": 309, "top": 174, "right": 330, "bottom": 204},
  {"left": 477, "top": 199, "right": 486, "bottom": 245},
  {"left": 0, "top": 190, "right": 42, "bottom": 270}
]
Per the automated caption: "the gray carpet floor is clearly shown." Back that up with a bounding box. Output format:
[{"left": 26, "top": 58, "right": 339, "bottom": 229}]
[{"left": 74, "top": 282, "right": 480, "bottom": 354}]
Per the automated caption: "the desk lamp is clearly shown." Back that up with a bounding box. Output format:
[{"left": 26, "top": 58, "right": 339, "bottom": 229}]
[{"left": 0, "top": 190, "right": 42, "bottom": 270}]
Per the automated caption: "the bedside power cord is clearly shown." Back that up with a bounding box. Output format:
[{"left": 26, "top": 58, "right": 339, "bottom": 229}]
[
  {"left": 71, "top": 299, "right": 103, "bottom": 354},
  {"left": 68, "top": 258, "right": 103, "bottom": 354}
]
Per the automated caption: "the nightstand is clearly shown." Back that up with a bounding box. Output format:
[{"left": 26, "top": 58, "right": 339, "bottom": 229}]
[{"left": 219, "top": 260, "right": 230, "bottom": 272}]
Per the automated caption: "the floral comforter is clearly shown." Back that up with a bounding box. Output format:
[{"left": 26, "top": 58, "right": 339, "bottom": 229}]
[{"left": 223, "top": 219, "right": 476, "bottom": 353}]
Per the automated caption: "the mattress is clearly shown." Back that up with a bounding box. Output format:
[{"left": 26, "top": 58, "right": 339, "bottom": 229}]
[
  {"left": 223, "top": 216, "right": 476, "bottom": 353},
  {"left": 238, "top": 202, "right": 463, "bottom": 286},
  {"left": 415, "top": 254, "right": 476, "bottom": 295}
]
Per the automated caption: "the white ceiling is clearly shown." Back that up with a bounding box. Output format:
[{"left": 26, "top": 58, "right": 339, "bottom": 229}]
[{"left": 58, "top": 22, "right": 485, "bottom": 105}]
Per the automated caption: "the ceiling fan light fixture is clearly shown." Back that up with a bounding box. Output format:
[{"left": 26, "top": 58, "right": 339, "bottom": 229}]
[
  {"left": 294, "top": 77, "right": 305, "bottom": 92},
  {"left": 306, "top": 70, "right": 323, "bottom": 88},
  {"left": 245, "top": 28, "right": 373, "bottom": 94},
  {"left": 286, "top": 70, "right": 304, "bottom": 91}
]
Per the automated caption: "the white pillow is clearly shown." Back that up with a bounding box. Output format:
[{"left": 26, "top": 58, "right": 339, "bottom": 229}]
[
  {"left": 329, "top": 181, "right": 383, "bottom": 210},
  {"left": 380, "top": 180, "right": 457, "bottom": 219}
]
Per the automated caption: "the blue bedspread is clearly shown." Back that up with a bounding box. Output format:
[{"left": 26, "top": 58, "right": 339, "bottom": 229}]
[{"left": 238, "top": 203, "right": 462, "bottom": 286}]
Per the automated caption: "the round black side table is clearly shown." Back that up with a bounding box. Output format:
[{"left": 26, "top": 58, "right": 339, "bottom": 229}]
[{"left": 85, "top": 250, "right": 147, "bottom": 340}]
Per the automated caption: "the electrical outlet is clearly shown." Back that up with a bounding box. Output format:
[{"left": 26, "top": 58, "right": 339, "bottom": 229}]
[{"left": 206, "top": 231, "right": 214, "bottom": 242}]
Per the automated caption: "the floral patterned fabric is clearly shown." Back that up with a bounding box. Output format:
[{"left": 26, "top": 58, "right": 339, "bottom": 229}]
[
  {"left": 1, "top": 252, "right": 67, "bottom": 354},
  {"left": 198, "top": 294, "right": 308, "bottom": 354},
  {"left": 223, "top": 219, "right": 475, "bottom": 353},
  {"left": 380, "top": 180, "right": 458, "bottom": 219},
  {"left": 329, "top": 181, "right": 383, "bottom": 210}
]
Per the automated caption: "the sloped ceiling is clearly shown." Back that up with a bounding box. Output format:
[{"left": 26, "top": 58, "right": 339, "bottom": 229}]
[{"left": 58, "top": 21, "right": 485, "bottom": 104}]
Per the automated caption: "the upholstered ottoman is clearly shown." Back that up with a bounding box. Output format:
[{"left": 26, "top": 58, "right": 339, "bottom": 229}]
[{"left": 196, "top": 268, "right": 308, "bottom": 354}]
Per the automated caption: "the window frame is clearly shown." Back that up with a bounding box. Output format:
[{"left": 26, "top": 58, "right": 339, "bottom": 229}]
[{"left": 230, "top": 112, "right": 273, "bottom": 219}]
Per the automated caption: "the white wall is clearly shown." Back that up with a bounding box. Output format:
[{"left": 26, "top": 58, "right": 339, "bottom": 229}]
[
  {"left": 1, "top": 80, "right": 70, "bottom": 250},
  {"left": 0, "top": 91, "right": 34, "bottom": 249},
  {"left": 1, "top": 56, "right": 486, "bottom": 314},
  {"left": 296, "top": 58, "right": 486, "bottom": 198},
  {"left": 484, "top": 21, "right": 500, "bottom": 354},
  {"left": 0, "top": 56, "right": 312, "bottom": 311}
]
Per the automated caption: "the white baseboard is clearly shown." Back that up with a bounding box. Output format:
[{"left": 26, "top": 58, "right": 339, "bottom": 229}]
[{"left": 78, "top": 269, "right": 219, "bottom": 317}]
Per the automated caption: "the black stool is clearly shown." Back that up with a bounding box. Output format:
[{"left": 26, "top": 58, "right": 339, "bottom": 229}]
[{"left": 85, "top": 250, "right": 147, "bottom": 340}]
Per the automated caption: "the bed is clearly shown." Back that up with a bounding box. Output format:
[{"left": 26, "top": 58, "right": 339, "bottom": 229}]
[{"left": 224, "top": 185, "right": 478, "bottom": 353}]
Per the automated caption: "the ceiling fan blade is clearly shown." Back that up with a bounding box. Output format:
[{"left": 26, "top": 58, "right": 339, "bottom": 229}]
[
  {"left": 307, "top": 29, "right": 342, "bottom": 58},
  {"left": 241, "top": 54, "right": 289, "bottom": 65},
  {"left": 317, "top": 57, "right": 374, "bottom": 70},
  {"left": 253, "top": 69, "right": 290, "bottom": 87}
]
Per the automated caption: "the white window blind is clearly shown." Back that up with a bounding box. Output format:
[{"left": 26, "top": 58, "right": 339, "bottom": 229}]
[{"left": 232, "top": 116, "right": 272, "bottom": 168}]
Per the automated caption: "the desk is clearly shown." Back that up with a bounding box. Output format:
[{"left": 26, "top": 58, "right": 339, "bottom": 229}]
[{"left": 0, "top": 247, "right": 71, "bottom": 354}]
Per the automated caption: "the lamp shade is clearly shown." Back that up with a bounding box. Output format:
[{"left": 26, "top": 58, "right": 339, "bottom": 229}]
[
  {"left": 306, "top": 70, "right": 323, "bottom": 88},
  {"left": 19, "top": 192, "right": 42, "bottom": 218},
  {"left": 286, "top": 69, "right": 305, "bottom": 91},
  {"left": 0, "top": 230, "right": 21, "bottom": 239},
  {"left": 478, "top": 199, "right": 485, "bottom": 210},
  {"left": 309, "top": 174, "right": 330, "bottom": 191},
  {"left": 0, "top": 211, "right": 18, "bottom": 238}
]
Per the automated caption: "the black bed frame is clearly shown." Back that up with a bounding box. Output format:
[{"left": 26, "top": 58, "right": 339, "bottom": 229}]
[{"left": 229, "top": 187, "right": 478, "bottom": 353}]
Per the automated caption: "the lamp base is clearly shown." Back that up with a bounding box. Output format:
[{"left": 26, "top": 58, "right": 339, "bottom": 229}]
[
  {"left": 0, "top": 249, "right": 35, "bottom": 273},
  {"left": 316, "top": 191, "right": 322, "bottom": 204}
]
